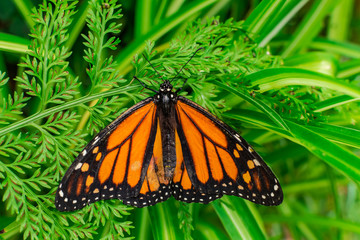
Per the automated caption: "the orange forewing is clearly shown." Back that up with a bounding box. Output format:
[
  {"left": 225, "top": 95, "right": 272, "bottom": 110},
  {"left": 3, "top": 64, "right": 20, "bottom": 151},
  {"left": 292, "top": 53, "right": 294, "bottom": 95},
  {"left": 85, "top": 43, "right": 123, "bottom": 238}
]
[{"left": 107, "top": 103, "right": 154, "bottom": 150}]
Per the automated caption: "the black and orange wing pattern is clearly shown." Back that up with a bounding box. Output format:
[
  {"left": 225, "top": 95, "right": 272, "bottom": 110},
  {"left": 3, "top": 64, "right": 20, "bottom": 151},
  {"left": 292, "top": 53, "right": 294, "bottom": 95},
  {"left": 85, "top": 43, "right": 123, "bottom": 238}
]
[
  {"left": 123, "top": 117, "right": 174, "bottom": 207},
  {"left": 172, "top": 96, "right": 282, "bottom": 206},
  {"left": 56, "top": 98, "right": 161, "bottom": 211},
  {"left": 56, "top": 80, "right": 283, "bottom": 211}
]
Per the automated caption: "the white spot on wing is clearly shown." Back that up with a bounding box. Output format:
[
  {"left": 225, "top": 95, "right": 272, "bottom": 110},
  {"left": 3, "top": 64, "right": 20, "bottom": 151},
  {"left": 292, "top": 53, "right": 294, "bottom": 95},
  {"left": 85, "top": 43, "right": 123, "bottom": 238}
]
[
  {"left": 75, "top": 163, "right": 82, "bottom": 170},
  {"left": 93, "top": 136, "right": 100, "bottom": 145},
  {"left": 59, "top": 190, "right": 64, "bottom": 197},
  {"left": 82, "top": 150, "right": 87, "bottom": 156},
  {"left": 253, "top": 159, "right": 261, "bottom": 166}
]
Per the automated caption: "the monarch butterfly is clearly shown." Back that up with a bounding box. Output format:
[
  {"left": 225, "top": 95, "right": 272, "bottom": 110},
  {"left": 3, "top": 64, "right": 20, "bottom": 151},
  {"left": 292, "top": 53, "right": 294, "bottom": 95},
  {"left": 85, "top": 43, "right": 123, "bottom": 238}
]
[{"left": 55, "top": 49, "right": 283, "bottom": 211}]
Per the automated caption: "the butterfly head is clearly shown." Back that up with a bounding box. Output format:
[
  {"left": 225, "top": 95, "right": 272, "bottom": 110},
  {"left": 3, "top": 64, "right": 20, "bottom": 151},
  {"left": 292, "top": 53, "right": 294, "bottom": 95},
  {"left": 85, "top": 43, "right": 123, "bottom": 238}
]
[{"left": 154, "top": 80, "right": 177, "bottom": 111}]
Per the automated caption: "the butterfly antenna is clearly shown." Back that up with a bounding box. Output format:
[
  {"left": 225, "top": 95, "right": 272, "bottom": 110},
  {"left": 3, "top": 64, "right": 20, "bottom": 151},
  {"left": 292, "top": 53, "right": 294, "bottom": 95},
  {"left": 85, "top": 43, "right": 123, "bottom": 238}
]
[
  {"left": 170, "top": 47, "right": 203, "bottom": 83},
  {"left": 174, "top": 47, "right": 203, "bottom": 93},
  {"left": 142, "top": 53, "right": 165, "bottom": 82},
  {"left": 133, "top": 76, "right": 158, "bottom": 93}
]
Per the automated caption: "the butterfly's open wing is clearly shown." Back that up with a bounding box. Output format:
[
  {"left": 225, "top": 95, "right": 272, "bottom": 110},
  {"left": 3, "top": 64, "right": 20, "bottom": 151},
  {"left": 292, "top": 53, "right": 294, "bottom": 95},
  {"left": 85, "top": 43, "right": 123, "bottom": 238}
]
[
  {"left": 123, "top": 118, "right": 173, "bottom": 207},
  {"left": 56, "top": 98, "right": 158, "bottom": 211},
  {"left": 173, "top": 96, "right": 283, "bottom": 206}
]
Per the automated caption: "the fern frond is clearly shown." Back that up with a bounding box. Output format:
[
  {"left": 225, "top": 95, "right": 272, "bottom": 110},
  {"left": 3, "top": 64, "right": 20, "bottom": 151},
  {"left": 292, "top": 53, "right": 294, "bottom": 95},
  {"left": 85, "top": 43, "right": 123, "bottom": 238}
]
[
  {"left": 0, "top": 133, "right": 33, "bottom": 157},
  {"left": 0, "top": 92, "right": 30, "bottom": 125},
  {"left": 133, "top": 18, "right": 281, "bottom": 118},
  {"left": 31, "top": 113, "right": 86, "bottom": 179},
  {"left": 83, "top": 0, "right": 124, "bottom": 94},
  {"left": 15, "top": 0, "right": 78, "bottom": 110},
  {"left": 263, "top": 87, "right": 322, "bottom": 122},
  {"left": 86, "top": 201, "right": 134, "bottom": 239}
]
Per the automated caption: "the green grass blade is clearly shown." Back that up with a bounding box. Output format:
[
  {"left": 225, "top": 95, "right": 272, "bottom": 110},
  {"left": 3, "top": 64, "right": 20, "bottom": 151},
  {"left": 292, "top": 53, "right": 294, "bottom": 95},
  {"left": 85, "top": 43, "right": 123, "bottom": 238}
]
[
  {"left": 153, "top": 0, "right": 169, "bottom": 25},
  {"left": 0, "top": 33, "right": 29, "bottom": 54},
  {"left": 283, "top": 177, "right": 348, "bottom": 194},
  {"left": 244, "top": 0, "right": 286, "bottom": 41},
  {"left": 286, "top": 120, "right": 360, "bottom": 181},
  {"left": 310, "top": 38, "right": 360, "bottom": 58},
  {"left": 135, "top": 0, "right": 153, "bottom": 37},
  {"left": 259, "top": 0, "right": 309, "bottom": 47},
  {"left": 284, "top": 52, "right": 337, "bottom": 76},
  {"left": 337, "top": 59, "right": 360, "bottom": 78},
  {"left": 264, "top": 214, "right": 360, "bottom": 234},
  {"left": 313, "top": 95, "right": 360, "bottom": 112},
  {"left": 224, "top": 110, "right": 360, "bottom": 181},
  {"left": 65, "top": 2, "right": 90, "bottom": 50},
  {"left": 306, "top": 123, "right": 360, "bottom": 148},
  {"left": 115, "top": 0, "right": 217, "bottom": 74},
  {"left": 223, "top": 110, "right": 291, "bottom": 139},
  {"left": 195, "top": 221, "right": 229, "bottom": 240},
  {"left": 327, "top": 0, "right": 354, "bottom": 41},
  {"left": 212, "top": 197, "right": 267, "bottom": 240},
  {"left": 247, "top": 68, "right": 360, "bottom": 98},
  {"left": 281, "top": 0, "right": 338, "bottom": 58},
  {"left": 148, "top": 202, "right": 182, "bottom": 240},
  {"left": 12, "top": 0, "right": 34, "bottom": 28},
  {"left": 215, "top": 81, "right": 289, "bottom": 131},
  {"left": 133, "top": 208, "right": 151, "bottom": 240}
]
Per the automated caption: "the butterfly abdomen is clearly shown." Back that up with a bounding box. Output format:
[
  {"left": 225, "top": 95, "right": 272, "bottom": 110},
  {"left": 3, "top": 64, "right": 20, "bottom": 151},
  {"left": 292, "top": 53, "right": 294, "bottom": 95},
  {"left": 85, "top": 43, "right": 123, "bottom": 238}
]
[{"left": 158, "top": 105, "right": 177, "bottom": 179}]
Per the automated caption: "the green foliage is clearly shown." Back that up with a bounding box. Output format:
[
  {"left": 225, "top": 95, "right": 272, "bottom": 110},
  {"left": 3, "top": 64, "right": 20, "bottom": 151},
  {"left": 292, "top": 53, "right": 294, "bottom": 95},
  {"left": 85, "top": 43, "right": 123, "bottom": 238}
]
[
  {"left": 15, "top": 0, "right": 79, "bottom": 109},
  {"left": 0, "top": 0, "right": 133, "bottom": 239},
  {"left": 178, "top": 203, "right": 194, "bottom": 240},
  {"left": 0, "top": 0, "right": 360, "bottom": 239},
  {"left": 81, "top": 0, "right": 126, "bottom": 134}
]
